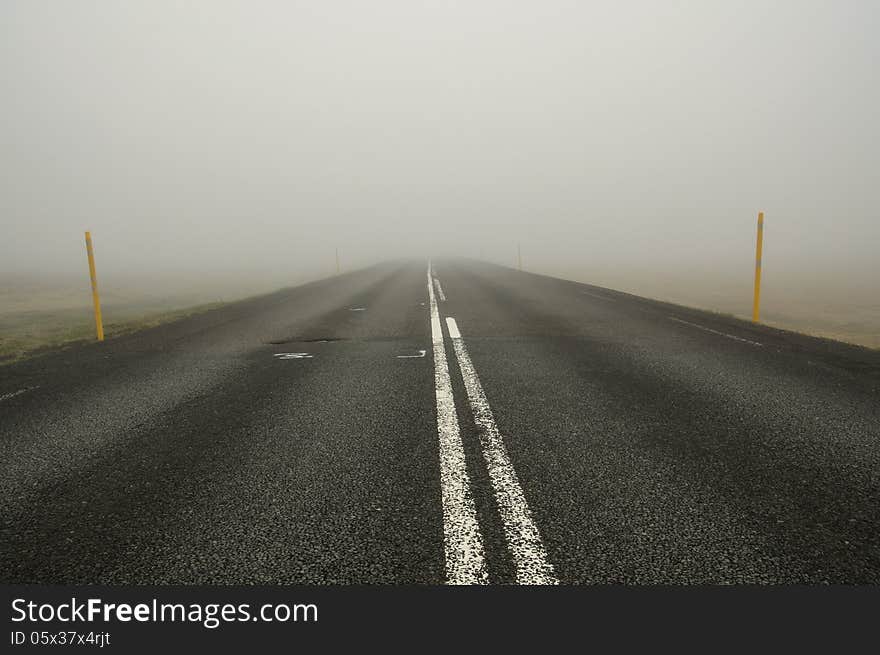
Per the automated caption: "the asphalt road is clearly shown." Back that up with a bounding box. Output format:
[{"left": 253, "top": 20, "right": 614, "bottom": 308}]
[{"left": 2, "top": 260, "right": 879, "bottom": 584}]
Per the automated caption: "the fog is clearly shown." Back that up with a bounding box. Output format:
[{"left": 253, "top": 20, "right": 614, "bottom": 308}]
[{"left": 2, "top": 1, "right": 878, "bottom": 335}]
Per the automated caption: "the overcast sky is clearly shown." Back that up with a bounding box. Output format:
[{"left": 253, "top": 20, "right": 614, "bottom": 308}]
[{"left": 2, "top": 1, "right": 878, "bottom": 298}]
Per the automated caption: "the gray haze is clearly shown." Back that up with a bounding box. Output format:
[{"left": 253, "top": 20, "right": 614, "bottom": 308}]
[{"left": 2, "top": 2, "right": 878, "bottom": 324}]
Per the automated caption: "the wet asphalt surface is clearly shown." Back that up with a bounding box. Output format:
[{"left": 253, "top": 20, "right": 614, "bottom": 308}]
[{"left": 1, "top": 259, "right": 879, "bottom": 583}]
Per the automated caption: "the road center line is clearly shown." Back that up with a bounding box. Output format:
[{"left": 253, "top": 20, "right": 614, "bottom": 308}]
[
  {"left": 669, "top": 316, "right": 763, "bottom": 347},
  {"left": 428, "top": 263, "right": 487, "bottom": 584},
  {"left": 445, "top": 316, "right": 559, "bottom": 585}
]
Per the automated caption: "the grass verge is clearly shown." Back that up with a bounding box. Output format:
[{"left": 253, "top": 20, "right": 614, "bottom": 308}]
[{"left": 0, "top": 302, "right": 225, "bottom": 365}]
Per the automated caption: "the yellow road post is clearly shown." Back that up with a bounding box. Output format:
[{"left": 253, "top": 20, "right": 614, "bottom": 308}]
[
  {"left": 336, "top": 247, "right": 340, "bottom": 274},
  {"left": 752, "top": 212, "right": 764, "bottom": 323},
  {"left": 84, "top": 231, "right": 104, "bottom": 341},
  {"left": 517, "top": 243, "right": 522, "bottom": 271}
]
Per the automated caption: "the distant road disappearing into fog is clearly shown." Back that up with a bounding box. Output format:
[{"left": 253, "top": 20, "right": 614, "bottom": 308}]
[{"left": 2, "top": 260, "right": 879, "bottom": 584}]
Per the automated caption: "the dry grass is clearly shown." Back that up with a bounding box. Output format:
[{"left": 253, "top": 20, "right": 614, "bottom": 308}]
[
  {"left": 0, "top": 302, "right": 225, "bottom": 363},
  {"left": 2, "top": 270, "right": 876, "bottom": 364},
  {"left": 549, "top": 267, "right": 880, "bottom": 350},
  {"left": 0, "top": 275, "right": 235, "bottom": 363}
]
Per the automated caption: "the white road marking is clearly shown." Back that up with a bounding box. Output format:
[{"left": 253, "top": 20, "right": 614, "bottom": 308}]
[
  {"left": 445, "top": 316, "right": 559, "bottom": 585},
  {"left": 581, "top": 290, "right": 614, "bottom": 301},
  {"left": 669, "top": 317, "right": 763, "bottom": 347},
  {"left": 396, "top": 349, "right": 427, "bottom": 358},
  {"left": 349, "top": 307, "right": 367, "bottom": 312},
  {"left": 273, "top": 352, "right": 314, "bottom": 359},
  {"left": 0, "top": 386, "right": 37, "bottom": 403},
  {"left": 428, "top": 262, "right": 487, "bottom": 584},
  {"left": 433, "top": 277, "right": 447, "bottom": 302}
]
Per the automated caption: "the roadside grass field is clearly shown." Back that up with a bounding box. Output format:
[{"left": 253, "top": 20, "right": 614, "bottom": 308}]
[
  {"left": 0, "top": 280, "right": 225, "bottom": 363},
  {"left": 575, "top": 271, "right": 880, "bottom": 351},
  {"left": 0, "top": 272, "right": 284, "bottom": 364},
  {"left": 0, "top": 301, "right": 225, "bottom": 363},
  {"left": 2, "top": 270, "right": 876, "bottom": 364}
]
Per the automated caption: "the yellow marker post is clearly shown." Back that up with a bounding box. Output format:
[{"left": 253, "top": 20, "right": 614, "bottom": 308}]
[
  {"left": 752, "top": 212, "right": 764, "bottom": 323},
  {"left": 84, "top": 231, "right": 104, "bottom": 341},
  {"left": 335, "top": 248, "right": 340, "bottom": 274},
  {"left": 517, "top": 243, "right": 522, "bottom": 271}
]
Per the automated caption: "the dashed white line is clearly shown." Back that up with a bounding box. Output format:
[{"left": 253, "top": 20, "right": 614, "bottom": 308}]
[
  {"left": 669, "top": 317, "right": 763, "bottom": 347},
  {"left": 581, "top": 290, "right": 614, "bottom": 301},
  {"left": 428, "top": 263, "right": 487, "bottom": 584},
  {"left": 433, "top": 277, "right": 447, "bottom": 302},
  {"left": 445, "top": 316, "right": 559, "bottom": 585},
  {"left": 0, "top": 386, "right": 37, "bottom": 403}
]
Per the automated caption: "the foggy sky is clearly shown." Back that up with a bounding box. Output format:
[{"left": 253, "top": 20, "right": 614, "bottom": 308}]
[{"left": 2, "top": 1, "right": 878, "bottom": 298}]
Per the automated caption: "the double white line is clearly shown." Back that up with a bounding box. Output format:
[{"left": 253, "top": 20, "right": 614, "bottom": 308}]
[
  {"left": 428, "top": 263, "right": 487, "bottom": 584},
  {"left": 428, "top": 263, "right": 557, "bottom": 585}
]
